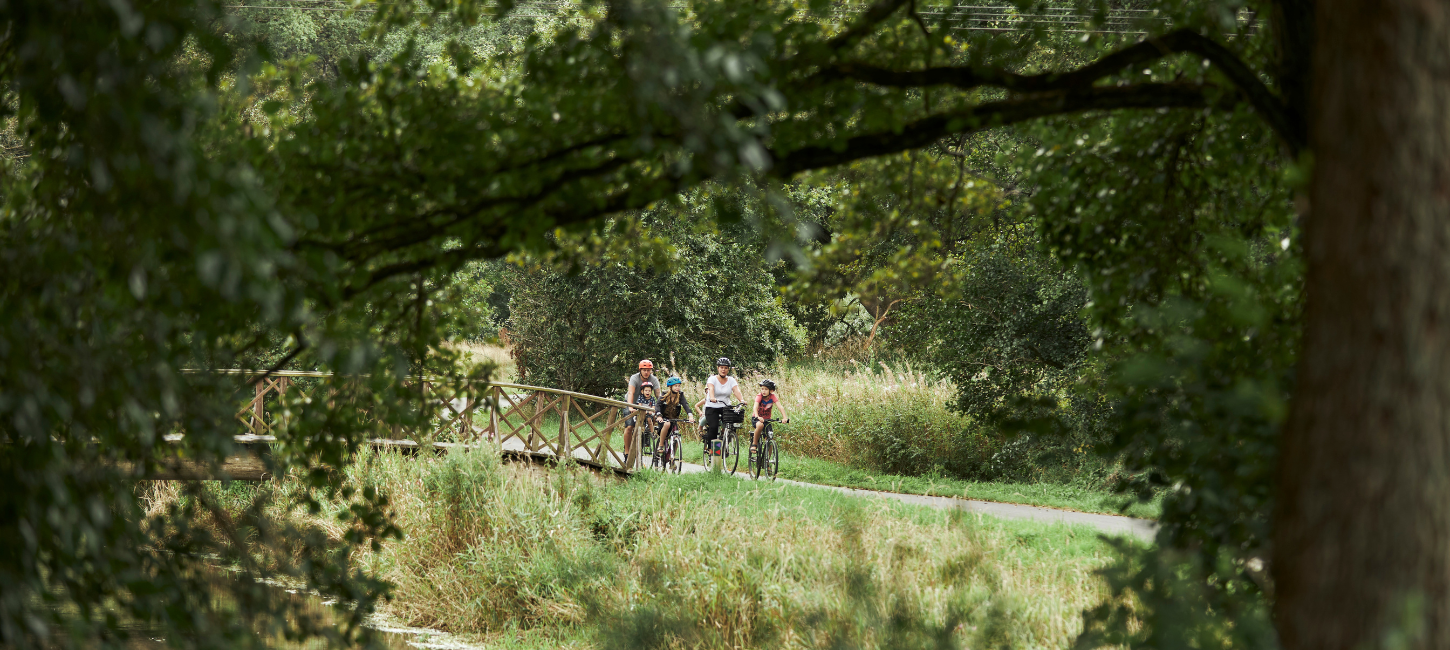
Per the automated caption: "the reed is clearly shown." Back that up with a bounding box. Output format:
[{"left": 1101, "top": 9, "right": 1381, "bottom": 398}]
[{"left": 338, "top": 449, "right": 1119, "bottom": 648}]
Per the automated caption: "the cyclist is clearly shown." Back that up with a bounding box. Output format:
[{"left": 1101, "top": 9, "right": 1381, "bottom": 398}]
[
  {"left": 654, "top": 376, "right": 692, "bottom": 462},
  {"left": 699, "top": 357, "right": 744, "bottom": 457},
  {"left": 624, "top": 359, "right": 661, "bottom": 459},
  {"left": 750, "top": 379, "right": 790, "bottom": 460}
]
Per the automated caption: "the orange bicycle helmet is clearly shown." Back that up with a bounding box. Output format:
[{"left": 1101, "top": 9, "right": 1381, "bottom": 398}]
[{"left": 639, "top": 359, "right": 654, "bottom": 369}]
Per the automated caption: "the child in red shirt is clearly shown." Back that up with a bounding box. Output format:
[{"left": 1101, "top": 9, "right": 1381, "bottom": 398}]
[{"left": 750, "top": 379, "right": 790, "bottom": 457}]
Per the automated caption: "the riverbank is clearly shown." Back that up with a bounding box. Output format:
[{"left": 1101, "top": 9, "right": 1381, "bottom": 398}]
[{"left": 189, "top": 448, "right": 1134, "bottom": 648}]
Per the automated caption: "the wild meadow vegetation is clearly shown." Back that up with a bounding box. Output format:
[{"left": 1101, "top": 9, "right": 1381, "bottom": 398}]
[{"left": 153, "top": 449, "right": 1126, "bottom": 649}]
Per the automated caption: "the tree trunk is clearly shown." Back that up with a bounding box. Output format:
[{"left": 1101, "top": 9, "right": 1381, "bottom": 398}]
[{"left": 1274, "top": 2, "right": 1450, "bottom": 648}]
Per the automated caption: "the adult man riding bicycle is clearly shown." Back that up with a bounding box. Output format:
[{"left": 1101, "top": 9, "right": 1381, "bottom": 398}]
[{"left": 623, "top": 359, "right": 660, "bottom": 459}]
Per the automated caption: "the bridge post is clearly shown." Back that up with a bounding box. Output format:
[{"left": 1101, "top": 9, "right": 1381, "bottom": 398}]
[
  {"left": 251, "top": 380, "right": 266, "bottom": 430},
  {"left": 558, "top": 395, "right": 571, "bottom": 462},
  {"left": 629, "top": 419, "right": 642, "bottom": 471},
  {"left": 623, "top": 407, "right": 641, "bottom": 472},
  {"left": 486, "top": 385, "right": 499, "bottom": 442}
]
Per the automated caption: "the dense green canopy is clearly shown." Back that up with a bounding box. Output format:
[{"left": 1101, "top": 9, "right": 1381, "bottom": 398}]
[{"left": 2, "top": 0, "right": 1320, "bottom": 647}]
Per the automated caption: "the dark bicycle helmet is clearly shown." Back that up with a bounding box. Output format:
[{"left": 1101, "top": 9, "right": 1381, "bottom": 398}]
[
  {"left": 716, "top": 357, "right": 733, "bottom": 367},
  {"left": 665, "top": 376, "right": 683, "bottom": 387},
  {"left": 759, "top": 379, "right": 777, "bottom": 391}
]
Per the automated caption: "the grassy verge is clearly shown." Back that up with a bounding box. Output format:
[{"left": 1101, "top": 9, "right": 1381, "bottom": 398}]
[
  {"left": 775, "top": 452, "right": 1162, "bottom": 519},
  {"left": 663, "top": 438, "right": 1158, "bottom": 519},
  {"left": 192, "top": 448, "right": 1133, "bottom": 648}
]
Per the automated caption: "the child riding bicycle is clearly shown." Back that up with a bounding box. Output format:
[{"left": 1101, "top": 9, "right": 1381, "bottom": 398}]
[
  {"left": 626, "top": 383, "right": 658, "bottom": 450},
  {"left": 750, "top": 378, "right": 789, "bottom": 460},
  {"left": 654, "top": 376, "right": 693, "bottom": 462}
]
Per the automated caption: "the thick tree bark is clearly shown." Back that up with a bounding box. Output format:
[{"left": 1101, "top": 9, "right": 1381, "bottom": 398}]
[{"left": 1274, "top": 2, "right": 1450, "bottom": 648}]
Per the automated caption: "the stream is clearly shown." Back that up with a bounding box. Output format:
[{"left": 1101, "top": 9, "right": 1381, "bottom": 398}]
[{"left": 105, "top": 583, "right": 482, "bottom": 650}]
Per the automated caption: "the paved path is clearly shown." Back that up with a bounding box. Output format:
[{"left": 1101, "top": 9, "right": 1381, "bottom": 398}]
[
  {"left": 494, "top": 436, "right": 1157, "bottom": 542},
  {"left": 673, "top": 459, "right": 1158, "bottom": 541}
]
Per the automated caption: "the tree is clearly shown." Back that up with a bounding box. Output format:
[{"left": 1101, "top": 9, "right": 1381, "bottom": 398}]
[
  {"left": 503, "top": 202, "right": 802, "bottom": 396},
  {"left": 886, "top": 245, "right": 1095, "bottom": 422},
  {"left": 1273, "top": 2, "right": 1450, "bottom": 648}
]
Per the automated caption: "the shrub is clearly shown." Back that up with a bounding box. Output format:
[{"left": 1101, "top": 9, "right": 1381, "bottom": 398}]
[
  {"left": 882, "top": 245, "right": 1112, "bottom": 480},
  {"left": 753, "top": 359, "right": 1006, "bottom": 481}
]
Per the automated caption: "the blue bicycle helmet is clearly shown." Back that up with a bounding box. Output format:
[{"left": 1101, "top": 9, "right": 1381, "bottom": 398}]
[{"left": 665, "top": 377, "right": 683, "bottom": 387}]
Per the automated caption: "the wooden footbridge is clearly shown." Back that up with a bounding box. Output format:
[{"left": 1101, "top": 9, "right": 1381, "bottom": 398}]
[{"left": 160, "top": 370, "right": 662, "bottom": 480}]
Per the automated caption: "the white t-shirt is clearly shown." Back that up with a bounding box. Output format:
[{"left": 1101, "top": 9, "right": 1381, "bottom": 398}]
[{"left": 705, "top": 375, "right": 738, "bottom": 408}]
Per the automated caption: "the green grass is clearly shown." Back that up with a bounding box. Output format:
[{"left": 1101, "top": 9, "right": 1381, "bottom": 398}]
[
  {"left": 650, "top": 428, "right": 1159, "bottom": 520},
  {"left": 184, "top": 448, "right": 1136, "bottom": 649},
  {"left": 775, "top": 452, "right": 1163, "bottom": 520}
]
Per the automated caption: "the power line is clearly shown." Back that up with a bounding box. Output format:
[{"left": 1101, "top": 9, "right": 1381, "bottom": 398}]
[{"left": 222, "top": 2, "right": 1251, "bottom": 35}]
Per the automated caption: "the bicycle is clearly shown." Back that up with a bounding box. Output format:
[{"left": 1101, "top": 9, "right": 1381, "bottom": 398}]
[
  {"left": 622, "top": 407, "right": 657, "bottom": 469},
  {"left": 651, "top": 417, "right": 690, "bottom": 474},
  {"left": 751, "top": 418, "right": 783, "bottom": 481},
  {"left": 639, "top": 412, "right": 657, "bottom": 459},
  {"left": 704, "top": 402, "right": 745, "bottom": 474}
]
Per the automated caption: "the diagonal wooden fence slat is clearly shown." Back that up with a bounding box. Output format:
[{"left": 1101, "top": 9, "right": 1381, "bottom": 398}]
[{"left": 494, "top": 391, "right": 541, "bottom": 447}]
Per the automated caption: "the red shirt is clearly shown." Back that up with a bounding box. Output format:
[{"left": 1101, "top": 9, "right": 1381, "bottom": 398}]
[{"left": 755, "top": 392, "right": 777, "bottom": 419}]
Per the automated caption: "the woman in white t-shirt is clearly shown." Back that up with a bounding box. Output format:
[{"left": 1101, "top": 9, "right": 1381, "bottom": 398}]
[{"left": 698, "top": 357, "right": 744, "bottom": 456}]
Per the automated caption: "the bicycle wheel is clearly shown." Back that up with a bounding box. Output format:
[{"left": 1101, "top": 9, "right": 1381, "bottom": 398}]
[
  {"left": 668, "top": 436, "right": 683, "bottom": 474},
  {"left": 725, "top": 427, "right": 740, "bottom": 474},
  {"left": 764, "top": 437, "right": 779, "bottom": 480},
  {"left": 750, "top": 436, "right": 764, "bottom": 480}
]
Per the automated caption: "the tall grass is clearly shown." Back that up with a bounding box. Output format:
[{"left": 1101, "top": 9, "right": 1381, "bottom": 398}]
[
  {"left": 725, "top": 357, "right": 1008, "bottom": 481},
  {"left": 151, "top": 443, "right": 1127, "bottom": 647},
  {"left": 451, "top": 342, "right": 518, "bottom": 383},
  {"left": 333, "top": 449, "right": 1115, "bottom": 647}
]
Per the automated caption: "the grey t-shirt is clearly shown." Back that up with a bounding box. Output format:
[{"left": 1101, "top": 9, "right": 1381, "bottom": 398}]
[{"left": 628, "top": 372, "right": 661, "bottom": 400}]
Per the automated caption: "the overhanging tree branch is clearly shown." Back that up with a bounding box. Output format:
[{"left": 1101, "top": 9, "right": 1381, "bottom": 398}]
[
  {"left": 772, "top": 82, "right": 1219, "bottom": 176},
  {"left": 343, "top": 170, "right": 698, "bottom": 297},
  {"left": 323, "top": 29, "right": 1291, "bottom": 288},
  {"left": 1165, "top": 31, "right": 1303, "bottom": 153},
  {"left": 814, "top": 29, "right": 1304, "bottom": 154},
  {"left": 337, "top": 83, "right": 1220, "bottom": 289},
  {"left": 321, "top": 155, "right": 636, "bottom": 262}
]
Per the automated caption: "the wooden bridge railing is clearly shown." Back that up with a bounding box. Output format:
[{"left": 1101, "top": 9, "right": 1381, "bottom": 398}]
[{"left": 218, "top": 370, "right": 653, "bottom": 473}]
